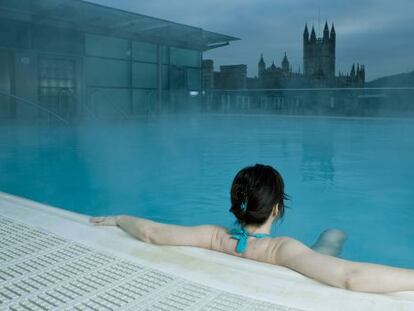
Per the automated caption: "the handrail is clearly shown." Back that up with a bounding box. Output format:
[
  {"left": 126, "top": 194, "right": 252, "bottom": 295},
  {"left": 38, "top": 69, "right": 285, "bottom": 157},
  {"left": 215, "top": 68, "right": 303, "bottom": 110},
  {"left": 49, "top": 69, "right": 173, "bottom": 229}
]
[
  {"left": 210, "top": 87, "right": 414, "bottom": 92},
  {"left": 0, "top": 90, "right": 69, "bottom": 124}
]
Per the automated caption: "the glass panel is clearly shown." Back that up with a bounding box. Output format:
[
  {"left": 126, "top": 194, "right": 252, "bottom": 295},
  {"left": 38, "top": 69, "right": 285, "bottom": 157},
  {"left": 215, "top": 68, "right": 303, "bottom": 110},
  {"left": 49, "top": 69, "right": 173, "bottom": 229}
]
[
  {"left": 132, "top": 41, "right": 157, "bottom": 63},
  {"left": 33, "top": 25, "right": 83, "bottom": 54},
  {"left": 38, "top": 57, "right": 77, "bottom": 118},
  {"left": 132, "top": 89, "right": 157, "bottom": 113},
  {"left": 87, "top": 88, "right": 130, "bottom": 116},
  {"left": 132, "top": 62, "right": 157, "bottom": 88},
  {"left": 85, "top": 34, "right": 129, "bottom": 59},
  {"left": 86, "top": 58, "right": 130, "bottom": 87},
  {"left": 187, "top": 68, "right": 201, "bottom": 90},
  {"left": 160, "top": 46, "right": 169, "bottom": 64},
  {"left": 162, "top": 65, "right": 169, "bottom": 89},
  {"left": 0, "top": 19, "right": 30, "bottom": 49},
  {"left": 170, "top": 47, "right": 200, "bottom": 67},
  {"left": 169, "top": 66, "right": 185, "bottom": 90},
  {"left": 0, "top": 51, "right": 13, "bottom": 118}
]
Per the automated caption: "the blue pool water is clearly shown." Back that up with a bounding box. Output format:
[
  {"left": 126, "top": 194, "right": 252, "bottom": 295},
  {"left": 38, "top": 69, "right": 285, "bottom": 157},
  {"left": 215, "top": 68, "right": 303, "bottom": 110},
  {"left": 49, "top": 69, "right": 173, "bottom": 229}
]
[{"left": 1, "top": 115, "right": 413, "bottom": 268}]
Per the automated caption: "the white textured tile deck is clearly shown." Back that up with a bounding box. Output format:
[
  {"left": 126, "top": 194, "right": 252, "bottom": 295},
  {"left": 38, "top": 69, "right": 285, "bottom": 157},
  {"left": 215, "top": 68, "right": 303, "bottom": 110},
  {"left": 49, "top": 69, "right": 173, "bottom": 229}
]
[
  {"left": 0, "top": 216, "right": 300, "bottom": 310},
  {"left": 0, "top": 192, "right": 413, "bottom": 311}
]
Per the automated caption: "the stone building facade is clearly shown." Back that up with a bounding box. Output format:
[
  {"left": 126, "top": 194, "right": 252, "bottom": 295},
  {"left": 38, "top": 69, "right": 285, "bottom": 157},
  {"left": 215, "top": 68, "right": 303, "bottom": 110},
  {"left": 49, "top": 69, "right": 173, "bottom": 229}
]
[{"left": 203, "top": 21, "right": 365, "bottom": 90}]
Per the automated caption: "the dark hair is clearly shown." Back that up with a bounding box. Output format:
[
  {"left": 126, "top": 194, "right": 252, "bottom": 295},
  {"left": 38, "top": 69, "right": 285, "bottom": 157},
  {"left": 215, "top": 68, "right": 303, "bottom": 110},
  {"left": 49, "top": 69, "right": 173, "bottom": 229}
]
[{"left": 229, "top": 164, "right": 288, "bottom": 226}]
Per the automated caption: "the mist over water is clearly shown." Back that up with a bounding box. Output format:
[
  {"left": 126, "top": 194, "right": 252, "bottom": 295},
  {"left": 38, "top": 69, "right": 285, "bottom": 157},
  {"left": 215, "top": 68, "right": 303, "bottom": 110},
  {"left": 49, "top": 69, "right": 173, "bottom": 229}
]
[{"left": 1, "top": 115, "right": 413, "bottom": 268}]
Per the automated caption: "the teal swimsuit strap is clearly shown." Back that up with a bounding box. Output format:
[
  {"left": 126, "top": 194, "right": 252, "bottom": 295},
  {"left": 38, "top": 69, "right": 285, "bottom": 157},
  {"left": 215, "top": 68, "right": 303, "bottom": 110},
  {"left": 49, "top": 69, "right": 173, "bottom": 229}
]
[{"left": 229, "top": 227, "right": 272, "bottom": 253}]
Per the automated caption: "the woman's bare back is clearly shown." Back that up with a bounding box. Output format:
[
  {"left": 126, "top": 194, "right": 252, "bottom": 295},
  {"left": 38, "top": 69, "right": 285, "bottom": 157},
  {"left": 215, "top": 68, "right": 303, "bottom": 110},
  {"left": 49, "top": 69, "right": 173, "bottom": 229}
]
[{"left": 212, "top": 227, "right": 281, "bottom": 264}]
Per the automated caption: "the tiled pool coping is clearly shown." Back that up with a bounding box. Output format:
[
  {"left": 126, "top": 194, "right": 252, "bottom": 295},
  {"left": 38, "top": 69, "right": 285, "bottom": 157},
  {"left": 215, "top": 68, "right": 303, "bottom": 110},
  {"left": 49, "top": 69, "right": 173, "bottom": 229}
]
[{"left": 0, "top": 192, "right": 413, "bottom": 310}]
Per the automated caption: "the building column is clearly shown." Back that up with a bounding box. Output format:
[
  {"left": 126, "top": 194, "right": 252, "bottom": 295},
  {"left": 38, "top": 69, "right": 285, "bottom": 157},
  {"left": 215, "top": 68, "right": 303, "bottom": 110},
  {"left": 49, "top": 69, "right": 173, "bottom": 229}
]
[{"left": 157, "top": 45, "right": 162, "bottom": 113}]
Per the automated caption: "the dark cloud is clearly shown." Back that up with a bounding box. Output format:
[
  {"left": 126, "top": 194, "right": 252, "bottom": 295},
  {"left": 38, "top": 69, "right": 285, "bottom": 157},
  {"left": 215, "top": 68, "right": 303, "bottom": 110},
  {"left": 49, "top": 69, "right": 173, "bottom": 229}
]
[{"left": 89, "top": 0, "right": 414, "bottom": 80}]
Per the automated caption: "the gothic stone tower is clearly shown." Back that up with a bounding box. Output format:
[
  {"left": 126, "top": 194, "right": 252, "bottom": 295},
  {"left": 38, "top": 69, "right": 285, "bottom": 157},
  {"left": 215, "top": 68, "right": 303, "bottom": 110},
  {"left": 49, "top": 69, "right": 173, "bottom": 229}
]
[
  {"left": 258, "top": 53, "right": 266, "bottom": 79},
  {"left": 303, "top": 22, "right": 335, "bottom": 78}
]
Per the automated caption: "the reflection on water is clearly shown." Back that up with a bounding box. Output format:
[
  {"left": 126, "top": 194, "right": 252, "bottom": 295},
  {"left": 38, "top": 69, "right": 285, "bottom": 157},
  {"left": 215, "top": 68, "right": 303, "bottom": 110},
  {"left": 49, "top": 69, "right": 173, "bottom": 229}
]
[{"left": 301, "top": 121, "right": 335, "bottom": 183}]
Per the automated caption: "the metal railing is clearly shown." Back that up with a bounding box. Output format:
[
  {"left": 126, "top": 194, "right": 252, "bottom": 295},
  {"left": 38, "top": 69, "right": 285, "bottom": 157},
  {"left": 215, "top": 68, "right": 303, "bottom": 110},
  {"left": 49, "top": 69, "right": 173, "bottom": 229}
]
[
  {"left": 0, "top": 90, "right": 69, "bottom": 124},
  {"left": 202, "top": 87, "right": 414, "bottom": 117}
]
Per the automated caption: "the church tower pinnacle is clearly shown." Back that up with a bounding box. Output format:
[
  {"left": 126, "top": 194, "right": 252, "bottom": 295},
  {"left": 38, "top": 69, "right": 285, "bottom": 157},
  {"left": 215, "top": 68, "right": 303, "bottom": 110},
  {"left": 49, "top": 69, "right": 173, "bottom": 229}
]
[
  {"left": 323, "top": 21, "right": 329, "bottom": 42},
  {"left": 310, "top": 25, "right": 316, "bottom": 42},
  {"left": 330, "top": 23, "right": 336, "bottom": 42},
  {"left": 303, "top": 24, "right": 309, "bottom": 42},
  {"left": 258, "top": 53, "right": 266, "bottom": 79},
  {"left": 282, "top": 52, "right": 290, "bottom": 72}
]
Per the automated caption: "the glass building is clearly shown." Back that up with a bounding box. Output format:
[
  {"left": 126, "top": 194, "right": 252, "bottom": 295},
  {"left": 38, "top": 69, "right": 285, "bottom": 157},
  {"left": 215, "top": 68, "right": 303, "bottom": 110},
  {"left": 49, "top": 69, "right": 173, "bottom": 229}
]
[{"left": 0, "top": 0, "right": 238, "bottom": 119}]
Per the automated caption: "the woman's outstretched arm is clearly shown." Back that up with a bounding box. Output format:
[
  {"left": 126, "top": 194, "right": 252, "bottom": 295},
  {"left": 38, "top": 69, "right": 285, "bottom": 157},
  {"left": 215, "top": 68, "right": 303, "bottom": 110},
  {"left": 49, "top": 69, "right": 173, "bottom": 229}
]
[
  {"left": 90, "top": 215, "right": 221, "bottom": 249},
  {"left": 90, "top": 216, "right": 414, "bottom": 293},
  {"left": 273, "top": 237, "right": 414, "bottom": 293}
]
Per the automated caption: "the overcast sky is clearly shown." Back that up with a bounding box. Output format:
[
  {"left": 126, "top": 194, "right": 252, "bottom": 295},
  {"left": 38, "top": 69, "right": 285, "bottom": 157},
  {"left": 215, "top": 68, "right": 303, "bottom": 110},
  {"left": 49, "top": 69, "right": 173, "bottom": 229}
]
[{"left": 90, "top": 0, "right": 414, "bottom": 81}]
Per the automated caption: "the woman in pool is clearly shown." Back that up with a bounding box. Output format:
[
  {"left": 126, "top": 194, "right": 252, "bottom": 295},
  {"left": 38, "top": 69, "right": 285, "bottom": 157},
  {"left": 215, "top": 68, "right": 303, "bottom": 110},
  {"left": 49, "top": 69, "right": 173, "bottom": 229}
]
[{"left": 90, "top": 164, "right": 414, "bottom": 293}]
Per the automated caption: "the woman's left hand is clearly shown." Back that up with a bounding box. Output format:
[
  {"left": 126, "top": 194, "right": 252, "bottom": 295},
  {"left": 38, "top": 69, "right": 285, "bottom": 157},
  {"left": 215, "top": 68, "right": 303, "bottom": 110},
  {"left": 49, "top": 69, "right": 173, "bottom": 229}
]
[{"left": 89, "top": 216, "right": 119, "bottom": 226}]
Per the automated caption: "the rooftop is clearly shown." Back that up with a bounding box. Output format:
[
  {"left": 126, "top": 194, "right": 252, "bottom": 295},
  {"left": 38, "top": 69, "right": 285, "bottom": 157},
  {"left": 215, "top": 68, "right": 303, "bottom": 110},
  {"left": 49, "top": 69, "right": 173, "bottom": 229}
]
[{"left": 0, "top": 0, "right": 240, "bottom": 50}]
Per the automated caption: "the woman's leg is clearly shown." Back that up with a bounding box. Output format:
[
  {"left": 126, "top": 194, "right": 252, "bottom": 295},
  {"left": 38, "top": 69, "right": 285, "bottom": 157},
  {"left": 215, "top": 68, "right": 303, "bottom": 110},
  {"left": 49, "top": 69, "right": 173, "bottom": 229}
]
[{"left": 311, "top": 228, "right": 347, "bottom": 257}]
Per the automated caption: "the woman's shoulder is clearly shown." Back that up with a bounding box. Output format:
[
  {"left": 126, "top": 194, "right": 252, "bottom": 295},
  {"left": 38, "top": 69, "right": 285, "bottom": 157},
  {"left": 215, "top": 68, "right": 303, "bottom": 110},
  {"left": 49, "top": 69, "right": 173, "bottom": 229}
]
[
  {"left": 213, "top": 225, "right": 233, "bottom": 237},
  {"left": 211, "top": 226, "right": 292, "bottom": 260}
]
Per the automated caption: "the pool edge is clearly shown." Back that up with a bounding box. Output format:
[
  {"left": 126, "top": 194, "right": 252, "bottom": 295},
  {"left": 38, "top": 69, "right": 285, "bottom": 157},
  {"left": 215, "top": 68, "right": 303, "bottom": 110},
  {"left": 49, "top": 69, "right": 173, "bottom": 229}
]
[{"left": 0, "top": 191, "right": 413, "bottom": 310}]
